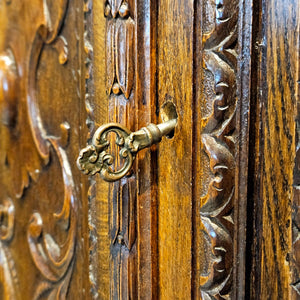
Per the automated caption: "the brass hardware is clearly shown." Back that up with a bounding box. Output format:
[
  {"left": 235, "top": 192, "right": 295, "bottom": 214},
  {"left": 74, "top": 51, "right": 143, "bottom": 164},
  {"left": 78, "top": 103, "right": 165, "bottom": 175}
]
[{"left": 77, "top": 119, "right": 177, "bottom": 182}]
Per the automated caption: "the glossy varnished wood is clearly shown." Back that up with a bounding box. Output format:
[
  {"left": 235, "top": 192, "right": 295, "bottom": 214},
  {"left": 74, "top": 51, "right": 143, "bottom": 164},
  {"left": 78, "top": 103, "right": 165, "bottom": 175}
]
[{"left": 157, "top": 0, "right": 194, "bottom": 298}]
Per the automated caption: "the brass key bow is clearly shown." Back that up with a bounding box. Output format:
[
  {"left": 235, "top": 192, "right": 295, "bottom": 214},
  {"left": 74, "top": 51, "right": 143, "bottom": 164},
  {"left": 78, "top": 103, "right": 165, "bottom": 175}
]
[{"left": 77, "top": 119, "right": 176, "bottom": 182}]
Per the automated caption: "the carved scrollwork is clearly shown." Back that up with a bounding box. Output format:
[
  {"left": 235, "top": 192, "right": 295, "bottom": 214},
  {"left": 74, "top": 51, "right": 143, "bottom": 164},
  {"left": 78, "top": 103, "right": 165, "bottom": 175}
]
[
  {"left": 0, "top": 0, "right": 77, "bottom": 298},
  {"left": 0, "top": 199, "right": 14, "bottom": 242},
  {"left": 200, "top": 0, "right": 238, "bottom": 298},
  {"left": 27, "top": 138, "right": 76, "bottom": 299},
  {"left": 24, "top": 0, "right": 77, "bottom": 298}
]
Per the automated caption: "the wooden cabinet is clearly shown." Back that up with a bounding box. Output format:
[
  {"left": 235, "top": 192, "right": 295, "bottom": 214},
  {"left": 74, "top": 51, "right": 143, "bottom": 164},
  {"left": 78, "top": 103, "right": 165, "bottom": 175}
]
[{"left": 0, "top": 0, "right": 299, "bottom": 299}]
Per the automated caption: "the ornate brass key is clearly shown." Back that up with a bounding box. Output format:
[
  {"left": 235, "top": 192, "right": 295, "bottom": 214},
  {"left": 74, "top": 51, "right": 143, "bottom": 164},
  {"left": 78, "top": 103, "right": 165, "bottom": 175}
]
[{"left": 77, "top": 119, "right": 176, "bottom": 182}]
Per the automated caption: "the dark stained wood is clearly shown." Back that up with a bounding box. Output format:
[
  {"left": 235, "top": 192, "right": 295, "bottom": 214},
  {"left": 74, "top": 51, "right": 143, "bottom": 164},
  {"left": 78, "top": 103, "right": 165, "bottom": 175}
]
[
  {"left": 135, "top": 1, "right": 159, "bottom": 298},
  {"left": 105, "top": 0, "right": 138, "bottom": 297},
  {"left": 249, "top": 0, "right": 300, "bottom": 298},
  {"left": 97, "top": 0, "right": 159, "bottom": 298},
  {"left": 292, "top": 19, "right": 300, "bottom": 297}
]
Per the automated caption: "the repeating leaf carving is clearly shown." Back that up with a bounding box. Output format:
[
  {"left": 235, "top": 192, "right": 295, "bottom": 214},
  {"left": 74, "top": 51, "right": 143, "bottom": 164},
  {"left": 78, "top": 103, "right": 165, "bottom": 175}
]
[
  {"left": 109, "top": 176, "right": 137, "bottom": 299},
  {"left": 200, "top": 0, "right": 238, "bottom": 298}
]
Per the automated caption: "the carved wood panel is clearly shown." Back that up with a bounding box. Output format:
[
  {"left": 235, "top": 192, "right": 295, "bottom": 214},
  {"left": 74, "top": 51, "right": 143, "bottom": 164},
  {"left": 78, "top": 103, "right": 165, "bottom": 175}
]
[
  {"left": 94, "top": 0, "right": 252, "bottom": 298},
  {"left": 97, "top": 1, "right": 160, "bottom": 298},
  {"left": 199, "top": 0, "right": 238, "bottom": 296},
  {"left": 0, "top": 0, "right": 89, "bottom": 299}
]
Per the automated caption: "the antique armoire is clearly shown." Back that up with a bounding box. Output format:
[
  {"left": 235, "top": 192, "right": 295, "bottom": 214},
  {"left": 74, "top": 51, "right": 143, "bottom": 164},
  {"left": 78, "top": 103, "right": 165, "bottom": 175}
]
[{"left": 0, "top": 0, "right": 299, "bottom": 299}]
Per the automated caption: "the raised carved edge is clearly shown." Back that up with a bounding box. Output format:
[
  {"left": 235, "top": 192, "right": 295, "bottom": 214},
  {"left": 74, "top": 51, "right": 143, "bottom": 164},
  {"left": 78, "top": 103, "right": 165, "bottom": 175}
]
[{"left": 195, "top": 0, "right": 251, "bottom": 298}]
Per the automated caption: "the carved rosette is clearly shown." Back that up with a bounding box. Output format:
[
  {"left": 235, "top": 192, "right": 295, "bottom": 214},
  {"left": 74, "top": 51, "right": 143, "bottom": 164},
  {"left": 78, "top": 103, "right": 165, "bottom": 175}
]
[{"left": 200, "top": 0, "right": 238, "bottom": 298}]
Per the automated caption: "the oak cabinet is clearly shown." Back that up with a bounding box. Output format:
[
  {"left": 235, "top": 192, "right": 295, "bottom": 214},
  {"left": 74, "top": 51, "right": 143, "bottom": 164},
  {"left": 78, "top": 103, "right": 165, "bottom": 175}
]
[{"left": 0, "top": 0, "right": 299, "bottom": 299}]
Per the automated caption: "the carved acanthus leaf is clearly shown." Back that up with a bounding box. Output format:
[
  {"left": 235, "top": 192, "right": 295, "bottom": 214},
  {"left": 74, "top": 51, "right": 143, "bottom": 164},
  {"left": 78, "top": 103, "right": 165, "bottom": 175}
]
[{"left": 200, "top": 0, "right": 238, "bottom": 298}]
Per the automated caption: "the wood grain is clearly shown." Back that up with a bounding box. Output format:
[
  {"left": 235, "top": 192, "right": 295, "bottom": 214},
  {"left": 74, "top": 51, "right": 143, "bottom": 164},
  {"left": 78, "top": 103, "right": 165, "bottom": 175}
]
[
  {"left": 92, "top": 0, "right": 111, "bottom": 298},
  {"left": 249, "top": 0, "right": 300, "bottom": 298},
  {"left": 157, "top": 0, "right": 194, "bottom": 298},
  {"left": 193, "top": 0, "right": 252, "bottom": 298},
  {"left": 135, "top": 0, "right": 159, "bottom": 298}
]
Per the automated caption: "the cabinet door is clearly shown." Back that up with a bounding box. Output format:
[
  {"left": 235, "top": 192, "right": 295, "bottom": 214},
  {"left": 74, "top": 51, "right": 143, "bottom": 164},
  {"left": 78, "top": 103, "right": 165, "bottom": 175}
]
[
  {"left": 88, "top": 0, "right": 251, "bottom": 299},
  {"left": 0, "top": 0, "right": 299, "bottom": 299}
]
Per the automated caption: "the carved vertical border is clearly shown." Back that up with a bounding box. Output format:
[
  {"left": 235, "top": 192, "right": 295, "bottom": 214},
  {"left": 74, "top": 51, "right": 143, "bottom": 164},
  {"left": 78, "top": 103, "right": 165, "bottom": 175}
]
[
  {"left": 83, "top": 0, "right": 98, "bottom": 298},
  {"left": 104, "top": 1, "right": 138, "bottom": 298},
  {"left": 193, "top": 0, "right": 252, "bottom": 298},
  {"left": 102, "top": 0, "right": 158, "bottom": 298}
]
